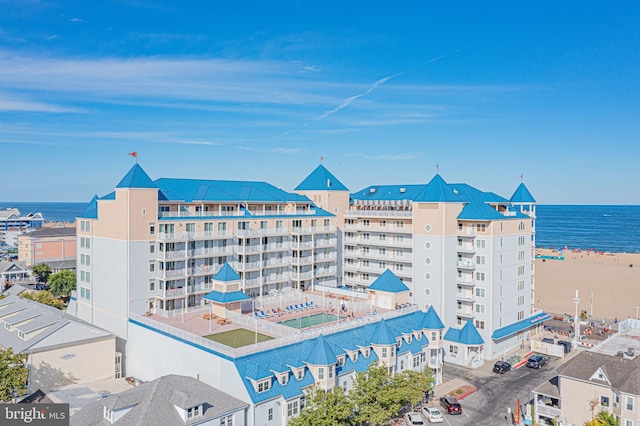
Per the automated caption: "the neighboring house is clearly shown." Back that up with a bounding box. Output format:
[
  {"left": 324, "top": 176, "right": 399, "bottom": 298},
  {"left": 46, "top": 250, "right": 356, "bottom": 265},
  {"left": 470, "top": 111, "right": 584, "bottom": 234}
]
[
  {"left": 18, "top": 227, "right": 76, "bottom": 268},
  {"left": 0, "top": 260, "right": 31, "bottom": 285},
  {"left": 0, "top": 208, "right": 44, "bottom": 230},
  {"left": 71, "top": 374, "right": 249, "bottom": 426},
  {"left": 533, "top": 320, "right": 640, "bottom": 426},
  {"left": 0, "top": 293, "right": 117, "bottom": 392}
]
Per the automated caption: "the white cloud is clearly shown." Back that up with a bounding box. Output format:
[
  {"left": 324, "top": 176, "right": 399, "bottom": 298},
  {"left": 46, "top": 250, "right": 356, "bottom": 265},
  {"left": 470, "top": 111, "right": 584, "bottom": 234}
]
[
  {"left": 269, "top": 147, "right": 303, "bottom": 155},
  {"left": 0, "top": 95, "right": 81, "bottom": 113}
]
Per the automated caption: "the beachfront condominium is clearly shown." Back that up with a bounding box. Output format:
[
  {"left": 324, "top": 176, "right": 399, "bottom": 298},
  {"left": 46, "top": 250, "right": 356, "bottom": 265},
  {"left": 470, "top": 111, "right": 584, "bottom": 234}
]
[
  {"left": 73, "top": 163, "right": 541, "bottom": 364},
  {"left": 73, "top": 164, "right": 339, "bottom": 351},
  {"left": 295, "top": 165, "right": 541, "bottom": 361}
]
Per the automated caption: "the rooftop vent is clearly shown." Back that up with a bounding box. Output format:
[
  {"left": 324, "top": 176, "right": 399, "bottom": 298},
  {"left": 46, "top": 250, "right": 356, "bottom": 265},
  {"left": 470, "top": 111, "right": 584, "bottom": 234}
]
[
  {"left": 400, "top": 188, "right": 406, "bottom": 193},
  {"left": 369, "top": 188, "right": 376, "bottom": 193},
  {"left": 453, "top": 189, "right": 458, "bottom": 195},
  {"left": 628, "top": 347, "right": 635, "bottom": 357},
  {"left": 327, "top": 179, "right": 331, "bottom": 188},
  {"left": 616, "top": 351, "right": 624, "bottom": 357}
]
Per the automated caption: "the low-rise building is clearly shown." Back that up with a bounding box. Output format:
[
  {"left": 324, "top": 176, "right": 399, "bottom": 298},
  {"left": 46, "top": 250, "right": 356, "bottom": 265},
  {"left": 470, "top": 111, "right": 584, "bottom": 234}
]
[
  {"left": 532, "top": 319, "right": 640, "bottom": 426},
  {"left": 18, "top": 227, "right": 76, "bottom": 268},
  {"left": 71, "top": 374, "right": 249, "bottom": 426}
]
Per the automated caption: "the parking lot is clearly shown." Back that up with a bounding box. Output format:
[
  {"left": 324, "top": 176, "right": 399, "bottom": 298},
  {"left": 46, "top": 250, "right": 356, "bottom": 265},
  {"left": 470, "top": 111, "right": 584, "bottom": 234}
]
[{"left": 430, "top": 353, "right": 571, "bottom": 426}]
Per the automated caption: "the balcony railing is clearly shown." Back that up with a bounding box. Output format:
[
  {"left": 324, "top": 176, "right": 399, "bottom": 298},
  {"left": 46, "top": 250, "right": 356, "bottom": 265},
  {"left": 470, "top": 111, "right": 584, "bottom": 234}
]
[
  {"left": 237, "top": 228, "right": 289, "bottom": 237},
  {"left": 235, "top": 261, "right": 262, "bottom": 271},
  {"left": 456, "top": 261, "right": 476, "bottom": 270},
  {"left": 290, "top": 271, "right": 313, "bottom": 280},
  {"left": 159, "top": 250, "right": 186, "bottom": 259},
  {"left": 535, "top": 403, "right": 561, "bottom": 418},
  {"left": 345, "top": 210, "right": 412, "bottom": 218}
]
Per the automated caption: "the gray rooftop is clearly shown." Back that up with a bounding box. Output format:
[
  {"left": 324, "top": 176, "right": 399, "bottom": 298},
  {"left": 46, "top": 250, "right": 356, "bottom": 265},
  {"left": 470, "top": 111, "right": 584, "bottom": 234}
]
[
  {"left": 0, "top": 294, "right": 113, "bottom": 353},
  {"left": 591, "top": 327, "right": 640, "bottom": 358},
  {"left": 534, "top": 376, "right": 560, "bottom": 398},
  {"left": 557, "top": 350, "right": 640, "bottom": 396},
  {"left": 23, "top": 228, "right": 76, "bottom": 238},
  {"left": 71, "top": 375, "right": 249, "bottom": 426}
]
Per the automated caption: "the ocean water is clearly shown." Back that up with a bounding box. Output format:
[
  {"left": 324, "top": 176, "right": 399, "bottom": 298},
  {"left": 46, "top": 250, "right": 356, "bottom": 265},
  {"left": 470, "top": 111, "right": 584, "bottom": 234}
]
[
  {"left": 2, "top": 202, "right": 639, "bottom": 253},
  {"left": 535, "top": 205, "right": 640, "bottom": 253}
]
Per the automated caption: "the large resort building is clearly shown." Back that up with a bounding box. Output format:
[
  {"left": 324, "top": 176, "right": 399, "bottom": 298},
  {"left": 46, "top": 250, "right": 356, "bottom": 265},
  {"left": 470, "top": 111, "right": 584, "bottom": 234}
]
[{"left": 65, "top": 163, "right": 544, "bottom": 425}]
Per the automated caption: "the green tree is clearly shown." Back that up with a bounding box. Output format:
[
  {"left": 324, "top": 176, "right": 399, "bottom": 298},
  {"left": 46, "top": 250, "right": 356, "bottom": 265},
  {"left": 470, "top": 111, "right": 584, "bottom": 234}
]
[
  {"left": 31, "top": 263, "right": 52, "bottom": 283},
  {"left": 288, "top": 386, "right": 354, "bottom": 426},
  {"left": 584, "top": 411, "right": 619, "bottom": 426},
  {"left": 48, "top": 270, "right": 76, "bottom": 298},
  {"left": 0, "top": 348, "right": 29, "bottom": 402},
  {"left": 350, "top": 364, "right": 400, "bottom": 426},
  {"left": 391, "top": 368, "right": 434, "bottom": 410},
  {"left": 20, "top": 290, "right": 66, "bottom": 310}
]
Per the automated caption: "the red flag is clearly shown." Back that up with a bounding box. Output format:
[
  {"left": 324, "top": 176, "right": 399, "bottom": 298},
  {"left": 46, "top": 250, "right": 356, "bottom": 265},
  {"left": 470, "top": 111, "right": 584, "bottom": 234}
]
[
  {"left": 514, "top": 398, "right": 520, "bottom": 424},
  {"left": 128, "top": 151, "right": 138, "bottom": 158}
]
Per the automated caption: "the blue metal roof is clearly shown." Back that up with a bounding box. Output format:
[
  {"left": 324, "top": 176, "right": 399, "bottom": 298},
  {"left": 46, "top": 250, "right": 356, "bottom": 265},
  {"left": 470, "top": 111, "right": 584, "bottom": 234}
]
[
  {"left": 233, "top": 309, "right": 439, "bottom": 403},
  {"left": 444, "top": 320, "right": 484, "bottom": 345},
  {"left": 368, "top": 270, "right": 410, "bottom": 293},
  {"left": 203, "top": 290, "right": 249, "bottom": 303},
  {"left": 295, "top": 165, "right": 349, "bottom": 191},
  {"left": 491, "top": 312, "right": 551, "bottom": 340},
  {"left": 397, "top": 335, "right": 429, "bottom": 355},
  {"left": 154, "top": 178, "right": 310, "bottom": 203},
  {"left": 414, "top": 174, "right": 462, "bottom": 202},
  {"left": 214, "top": 263, "right": 241, "bottom": 282},
  {"left": 79, "top": 195, "right": 99, "bottom": 219},
  {"left": 510, "top": 183, "right": 536, "bottom": 203},
  {"left": 303, "top": 334, "right": 337, "bottom": 365},
  {"left": 422, "top": 306, "right": 445, "bottom": 330},
  {"left": 116, "top": 164, "right": 157, "bottom": 189}
]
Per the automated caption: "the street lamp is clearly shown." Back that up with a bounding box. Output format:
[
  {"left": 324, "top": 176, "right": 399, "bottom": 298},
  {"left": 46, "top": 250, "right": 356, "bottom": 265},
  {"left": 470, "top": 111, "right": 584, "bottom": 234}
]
[
  {"left": 590, "top": 293, "right": 593, "bottom": 317},
  {"left": 573, "top": 290, "right": 580, "bottom": 344}
]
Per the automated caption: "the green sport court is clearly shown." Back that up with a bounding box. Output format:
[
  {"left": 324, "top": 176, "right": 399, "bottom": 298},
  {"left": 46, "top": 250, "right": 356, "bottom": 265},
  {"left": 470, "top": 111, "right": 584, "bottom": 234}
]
[
  {"left": 278, "top": 313, "right": 345, "bottom": 329},
  {"left": 204, "top": 328, "right": 274, "bottom": 348}
]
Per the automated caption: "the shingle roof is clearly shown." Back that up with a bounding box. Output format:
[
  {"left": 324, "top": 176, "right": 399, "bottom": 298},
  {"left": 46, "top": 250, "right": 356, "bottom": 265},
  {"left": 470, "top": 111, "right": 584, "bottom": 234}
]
[
  {"left": 21, "top": 228, "right": 76, "bottom": 238},
  {"left": 214, "top": 263, "right": 241, "bottom": 282},
  {"left": 70, "top": 375, "right": 249, "bottom": 426},
  {"left": 444, "top": 320, "right": 484, "bottom": 345},
  {"left": 116, "top": 164, "right": 156, "bottom": 189},
  {"left": 368, "top": 270, "right": 410, "bottom": 293},
  {"left": 295, "top": 165, "right": 349, "bottom": 191},
  {"left": 510, "top": 183, "right": 536, "bottom": 203},
  {"left": 557, "top": 351, "right": 640, "bottom": 395}
]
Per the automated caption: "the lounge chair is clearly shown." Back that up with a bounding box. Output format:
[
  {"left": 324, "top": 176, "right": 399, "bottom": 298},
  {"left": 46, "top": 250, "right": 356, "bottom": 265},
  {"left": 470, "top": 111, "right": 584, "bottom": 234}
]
[
  {"left": 253, "top": 311, "right": 261, "bottom": 319},
  {"left": 260, "top": 310, "right": 269, "bottom": 318},
  {"left": 367, "top": 309, "right": 378, "bottom": 316}
]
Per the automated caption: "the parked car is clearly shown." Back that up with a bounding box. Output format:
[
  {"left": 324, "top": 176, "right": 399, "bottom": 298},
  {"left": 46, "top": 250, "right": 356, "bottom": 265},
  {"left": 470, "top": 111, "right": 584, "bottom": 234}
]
[
  {"left": 440, "top": 396, "right": 462, "bottom": 415},
  {"left": 404, "top": 412, "right": 425, "bottom": 426},
  {"left": 492, "top": 360, "right": 511, "bottom": 374},
  {"left": 422, "top": 406, "right": 444, "bottom": 423},
  {"left": 526, "top": 354, "right": 548, "bottom": 369},
  {"left": 541, "top": 337, "right": 555, "bottom": 345},
  {"left": 558, "top": 340, "right": 572, "bottom": 353},
  {"left": 35, "top": 283, "right": 50, "bottom": 291}
]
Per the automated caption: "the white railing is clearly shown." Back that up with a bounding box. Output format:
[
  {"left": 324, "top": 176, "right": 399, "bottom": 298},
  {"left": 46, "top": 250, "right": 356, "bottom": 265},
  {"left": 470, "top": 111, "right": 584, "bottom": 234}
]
[
  {"left": 262, "top": 242, "right": 290, "bottom": 251},
  {"left": 159, "top": 250, "right": 186, "bottom": 259},
  {"left": 290, "top": 271, "right": 313, "bottom": 280},
  {"left": 456, "top": 261, "right": 475, "bottom": 269},
  {"left": 242, "top": 277, "right": 261, "bottom": 287},
  {"left": 238, "top": 245, "right": 261, "bottom": 253},
  {"left": 291, "top": 257, "right": 313, "bottom": 266},
  {"left": 344, "top": 210, "right": 412, "bottom": 218},
  {"left": 161, "top": 269, "right": 186, "bottom": 279},
  {"left": 158, "top": 211, "right": 245, "bottom": 218},
  {"left": 291, "top": 241, "right": 313, "bottom": 249},
  {"left": 236, "top": 261, "right": 262, "bottom": 270},
  {"left": 535, "top": 403, "right": 561, "bottom": 417},
  {"left": 314, "top": 253, "right": 337, "bottom": 262},
  {"left": 237, "top": 228, "right": 290, "bottom": 237},
  {"left": 314, "top": 238, "right": 337, "bottom": 247}
]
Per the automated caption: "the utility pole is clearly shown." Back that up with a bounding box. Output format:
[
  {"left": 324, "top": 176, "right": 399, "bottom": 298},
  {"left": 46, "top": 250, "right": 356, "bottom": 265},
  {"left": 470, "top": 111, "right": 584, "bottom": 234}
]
[{"left": 573, "top": 290, "right": 580, "bottom": 344}]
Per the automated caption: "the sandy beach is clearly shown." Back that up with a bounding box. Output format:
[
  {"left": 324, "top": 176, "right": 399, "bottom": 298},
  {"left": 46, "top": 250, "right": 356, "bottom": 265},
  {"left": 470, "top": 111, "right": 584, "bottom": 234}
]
[{"left": 535, "top": 248, "right": 640, "bottom": 320}]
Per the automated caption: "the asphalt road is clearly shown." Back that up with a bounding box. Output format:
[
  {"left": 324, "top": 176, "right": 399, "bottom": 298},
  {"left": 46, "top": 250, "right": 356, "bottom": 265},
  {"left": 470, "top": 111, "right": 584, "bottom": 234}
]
[{"left": 437, "top": 357, "right": 564, "bottom": 426}]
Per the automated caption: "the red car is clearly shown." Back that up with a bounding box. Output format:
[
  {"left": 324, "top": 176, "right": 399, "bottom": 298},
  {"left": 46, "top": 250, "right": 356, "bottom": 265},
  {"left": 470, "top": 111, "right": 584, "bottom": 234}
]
[{"left": 440, "top": 396, "right": 462, "bottom": 415}]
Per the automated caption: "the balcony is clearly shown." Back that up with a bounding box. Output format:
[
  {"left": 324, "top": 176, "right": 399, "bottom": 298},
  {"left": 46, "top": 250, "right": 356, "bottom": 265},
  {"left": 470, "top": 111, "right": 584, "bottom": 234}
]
[
  {"left": 187, "top": 284, "right": 213, "bottom": 294},
  {"left": 457, "top": 244, "right": 476, "bottom": 254},
  {"left": 314, "top": 238, "right": 337, "bottom": 248},
  {"left": 187, "top": 265, "right": 219, "bottom": 276},
  {"left": 263, "top": 274, "right": 290, "bottom": 284},
  {"left": 457, "top": 227, "right": 476, "bottom": 237},
  {"left": 242, "top": 277, "right": 261, "bottom": 288},
  {"left": 237, "top": 228, "right": 289, "bottom": 237},
  {"left": 535, "top": 403, "right": 561, "bottom": 418},
  {"left": 345, "top": 210, "right": 412, "bottom": 218},
  {"left": 235, "top": 261, "right": 262, "bottom": 271},
  {"left": 291, "top": 271, "right": 313, "bottom": 280},
  {"left": 456, "top": 260, "right": 476, "bottom": 270},
  {"left": 158, "top": 287, "right": 186, "bottom": 297},
  {"left": 456, "top": 307, "right": 474, "bottom": 318},
  {"left": 160, "top": 269, "right": 185, "bottom": 279},
  {"left": 314, "top": 253, "right": 337, "bottom": 262},
  {"left": 237, "top": 244, "right": 262, "bottom": 253},
  {"left": 457, "top": 292, "right": 475, "bottom": 303},
  {"left": 263, "top": 258, "right": 290, "bottom": 268},
  {"left": 291, "top": 257, "right": 313, "bottom": 266},
  {"left": 290, "top": 241, "right": 313, "bottom": 249},
  {"left": 314, "top": 266, "right": 337, "bottom": 277},
  {"left": 158, "top": 250, "right": 186, "bottom": 259},
  {"left": 262, "top": 242, "right": 290, "bottom": 252}
]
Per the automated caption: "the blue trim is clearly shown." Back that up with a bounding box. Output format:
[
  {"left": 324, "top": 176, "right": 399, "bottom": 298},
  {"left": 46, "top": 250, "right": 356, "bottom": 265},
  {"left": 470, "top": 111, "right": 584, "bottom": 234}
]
[
  {"left": 128, "top": 318, "right": 235, "bottom": 362},
  {"left": 491, "top": 312, "right": 552, "bottom": 340}
]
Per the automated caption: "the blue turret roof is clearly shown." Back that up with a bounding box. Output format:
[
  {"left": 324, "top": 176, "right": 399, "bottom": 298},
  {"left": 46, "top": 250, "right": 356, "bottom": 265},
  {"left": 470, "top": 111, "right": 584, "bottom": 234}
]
[
  {"left": 444, "top": 320, "right": 484, "bottom": 345},
  {"left": 214, "top": 263, "right": 241, "bottom": 282},
  {"left": 510, "top": 183, "right": 536, "bottom": 203},
  {"left": 369, "top": 319, "right": 398, "bottom": 345},
  {"left": 422, "top": 306, "right": 445, "bottom": 330},
  {"left": 79, "top": 195, "right": 99, "bottom": 219},
  {"left": 303, "top": 335, "right": 337, "bottom": 365},
  {"left": 203, "top": 290, "right": 249, "bottom": 303},
  {"left": 295, "top": 165, "right": 348, "bottom": 191},
  {"left": 414, "top": 174, "right": 462, "bottom": 202},
  {"left": 116, "top": 164, "right": 156, "bottom": 189},
  {"left": 368, "top": 270, "right": 410, "bottom": 293}
]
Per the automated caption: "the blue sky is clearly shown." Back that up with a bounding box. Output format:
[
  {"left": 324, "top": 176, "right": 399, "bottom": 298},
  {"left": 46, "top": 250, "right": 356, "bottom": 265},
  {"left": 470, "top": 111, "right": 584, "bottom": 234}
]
[{"left": 1, "top": 1, "right": 639, "bottom": 204}]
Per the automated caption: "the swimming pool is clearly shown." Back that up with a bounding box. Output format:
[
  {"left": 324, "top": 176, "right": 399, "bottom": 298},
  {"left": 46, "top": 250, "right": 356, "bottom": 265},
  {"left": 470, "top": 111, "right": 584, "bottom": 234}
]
[{"left": 278, "top": 313, "right": 345, "bottom": 329}]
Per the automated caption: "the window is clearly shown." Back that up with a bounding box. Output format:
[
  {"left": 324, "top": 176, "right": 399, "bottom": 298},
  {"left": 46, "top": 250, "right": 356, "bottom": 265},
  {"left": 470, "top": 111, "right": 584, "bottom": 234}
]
[
  {"left": 626, "top": 396, "right": 634, "bottom": 411},
  {"left": 268, "top": 408, "right": 273, "bottom": 421},
  {"left": 400, "top": 359, "right": 404, "bottom": 370},
  {"left": 81, "top": 254, "right": 85, "bottom": 265},
  {"left": 221, "top": 415, "right": 233, "bottom": 426},
  {"left": 149, "top": 262, "right": 155, "bottom": 273},
  {"left": 287, "top": 400, "right": 299, "bottom": 417},
  {"left": 85, "top": 289, "right": 91, "bottom": 299},
  {"left": 257, "top": 380, "right": 271, "bottom": 392},
  {"left": 149, "top": 224, "right": 155, "bottom": 235},
  {"left": 186, "top": 405, "right": 201, "bottom": 419},
  {"left": 378, "top": 247, "right": 386, "bottom": 255},
  {"left": 624, "top": 420, "right": 633, "bottom": 426},
  {"left": 449, "top": 345, "right": 458, "bottom": 354},
  {"left": 518, "top": 295, "right": 525, "bottom": 306},
  {"left": 379, "top": 262, "right": 386, "bottom": 269},
  {"left": 394, "top": 263, "right": 403, "bottom": 271},
  {"left": 475, "top": 304, "right": 485, "bottom": 314},
  {"left": 475, "top": 272, "right": 485, "bottom": 281},
  {"left": 431, "top": 331, "right": 438, "bottom": 341},
  {"left": 476, "top": 223, "right": 486, "bottom": 232},
  {"left": 363, "top": 220, "right": 370, "bottom": 227},
  {"left": 362, "top": 233, "right": 370, "bottom": 240},
  {"left": 381, "top": 347, "right": 388, "bottom": 358},
  {"left": 318, "top": 367, "right": 324, "bottom": 380},
  {"left": 518, "top": 310, "right": 525, "bottom": 320},
  {"left": 475, "top": 320, "right": 485, "bottom": 330},
  {"left": 475, "top": 288, "right": 486, "bottom": 297},
  {"left": 328, "top": 365, "right": 334, "bottom": 378},
  {"left": 518, "top": 280, "right": 525, "bottom": 291},
  {"left": 476, "top": 256, "right": 485, "bottom": 265},
  {"left": 413, "top": 355, "right": 420, "bottom": 367},
  {"left": 149, "top": 243, "right": 155, "bottom": 254},
  {"left": 380, "top": 234, "right": 386, "bottom": 241},
  {"left": 103, "top": 407, "right": 113, "bottom": 421},
  {"left": 149, "top": 280, "right": 155, "bottom": 291},
  {"left": 601, "top": 395, "right": 610, "bottom": 407},
  {"left": 476, "top": 239, "right": 486, "bottom": 248}
]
